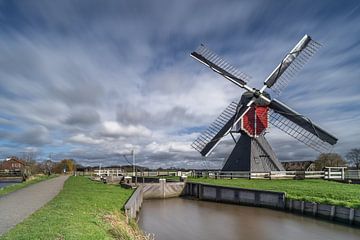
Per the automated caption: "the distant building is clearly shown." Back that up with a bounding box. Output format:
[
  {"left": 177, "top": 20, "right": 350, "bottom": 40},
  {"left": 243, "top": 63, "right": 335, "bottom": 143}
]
[
  {"left": 281, "top": 160, "right": 315, "bottom": 171},
  {"left": 0, "top": 157, "right": 26, "bottom": 171}
]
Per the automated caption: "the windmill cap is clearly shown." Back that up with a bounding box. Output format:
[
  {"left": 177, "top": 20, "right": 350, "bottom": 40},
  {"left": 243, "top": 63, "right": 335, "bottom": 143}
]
[{"left": 240, "top": 91, "right": 271, "bottom": 106}]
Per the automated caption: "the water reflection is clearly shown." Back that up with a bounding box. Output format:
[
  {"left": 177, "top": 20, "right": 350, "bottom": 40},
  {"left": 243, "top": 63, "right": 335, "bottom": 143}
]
[
  {"left": 138, "top": 198, "right": 360, "bottom": 240},
  {"left": 0, "top": 182, "right": 17, "bottom": 188}
]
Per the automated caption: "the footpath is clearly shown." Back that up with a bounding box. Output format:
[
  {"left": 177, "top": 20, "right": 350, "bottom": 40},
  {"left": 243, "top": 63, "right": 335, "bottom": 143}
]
[{"left": 0, "top": 175, "right": 69, "bottom": 235}]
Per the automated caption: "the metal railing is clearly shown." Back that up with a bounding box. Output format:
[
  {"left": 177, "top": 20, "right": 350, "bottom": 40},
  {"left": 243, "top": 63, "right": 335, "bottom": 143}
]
[
  {"left": 122, "top": 170, "right": 193, "bottom": 177},
  {"left": 346, "top": 170, "right": 360, "bottom": 180},
  {"left": 94, "top": 169, "right": 124, "bottom": 176}
]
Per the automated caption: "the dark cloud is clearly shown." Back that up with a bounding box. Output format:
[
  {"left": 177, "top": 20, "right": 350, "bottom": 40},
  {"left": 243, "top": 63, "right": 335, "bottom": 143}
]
[
  {"left": 14, "top": 126, "right": 51, "bottom": 146},
  {"left": 64, "top": 108, "right": 100, "bottom": 126}
]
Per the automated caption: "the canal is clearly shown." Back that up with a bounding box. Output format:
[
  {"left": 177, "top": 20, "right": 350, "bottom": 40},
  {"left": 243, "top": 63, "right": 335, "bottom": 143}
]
[
  {"left": 138, "top": 198, "right": 360, "bottom": 240},
  {"left": 0, "top": 181, "right": 18, "bottom": 188}
]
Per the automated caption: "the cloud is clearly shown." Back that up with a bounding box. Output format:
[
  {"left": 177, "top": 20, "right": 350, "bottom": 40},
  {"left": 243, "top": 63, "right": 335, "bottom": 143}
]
[
  {"left": 101, "top": 121, "right": 152, "bottom": 138},
  {"left": 69, "top": 133, "right": 104, "bottom": 145},
  {"left": 14, "top": 125, "right": 51, "bottom": 146},
  {"left": 64, "top": 108, "right": 101, "bottom": 127}
]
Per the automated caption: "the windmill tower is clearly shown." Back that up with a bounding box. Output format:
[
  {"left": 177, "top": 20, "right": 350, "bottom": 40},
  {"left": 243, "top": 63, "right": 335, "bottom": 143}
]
[{"left": 190, "top": 35, "right": 338, "bottom": 172}]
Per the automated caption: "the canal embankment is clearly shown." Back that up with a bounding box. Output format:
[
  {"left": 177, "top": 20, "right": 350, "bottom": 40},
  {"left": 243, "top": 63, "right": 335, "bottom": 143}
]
[
  {"left": 0, "top": 174, "right": 57, "bottom": 197},
  {"left": 185, "top": 182, "right": 360, "bottom": 226},
  {"left": 125, "top": 179, "right": 185, "bottom": 220},
  {"left": 125, "top": 178, "right": 360, "bottom": 227}
]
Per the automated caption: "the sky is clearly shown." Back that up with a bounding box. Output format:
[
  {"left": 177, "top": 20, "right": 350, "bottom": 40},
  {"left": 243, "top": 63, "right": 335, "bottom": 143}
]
[{"left": 0, "top": 0, "right": 359, "bottom": 168}]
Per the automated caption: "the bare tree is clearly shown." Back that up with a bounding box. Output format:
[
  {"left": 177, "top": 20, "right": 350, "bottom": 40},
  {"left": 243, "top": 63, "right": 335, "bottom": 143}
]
[
  {"left": 20, "top": 151, "right": 38, "bottom": 162},
  {"left": 346, "top": 148, "right": 360, "bottom": 169},
  {"left": 314, "top": 153, "right": 346, "bottom": 170},
  {"left": 41, "top": 160, "right": 55, "bottom": 175}
]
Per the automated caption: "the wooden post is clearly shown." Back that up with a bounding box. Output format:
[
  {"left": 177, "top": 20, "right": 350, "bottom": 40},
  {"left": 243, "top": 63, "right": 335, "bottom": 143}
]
[
  {"left": 349, "top": 208, "right": 355, "bottom": 225},
  {"left": 159, "top": 178, "right": 166, "bottom": 199},
  {"left": 216, "top": 186, "right": 221, "bottom": 202},
  {"left": 199, "top": 184, "right": 203, "bottom": 200},
  {"left": 330, "top": 206, "right": 336, "bottom": 220},
  {"left": 301, "top": 201, "right": 305, "bottom": 214},
  {"left": 289, "top": 199, "right": 293, "bottom": 211},
  {"left": 312, "top": 203, "right": 317, "bottom": 216}
]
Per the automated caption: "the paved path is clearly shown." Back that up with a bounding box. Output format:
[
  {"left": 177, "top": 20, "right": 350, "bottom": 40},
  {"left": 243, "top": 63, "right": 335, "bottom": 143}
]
[{"left": 0, "top": 175, "right": 69, "bottom": 235}]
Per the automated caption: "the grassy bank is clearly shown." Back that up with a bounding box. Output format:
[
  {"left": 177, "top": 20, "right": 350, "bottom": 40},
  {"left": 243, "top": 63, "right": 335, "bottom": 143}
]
[
  {"left": 0, "top": 174, "right": 57, "bottom": 197},
  {"left": 189, "top": 178, "right": 360, "bottom": 208},
  {"left": 1, "top": 177, "right": 150, "bottom": 240}
]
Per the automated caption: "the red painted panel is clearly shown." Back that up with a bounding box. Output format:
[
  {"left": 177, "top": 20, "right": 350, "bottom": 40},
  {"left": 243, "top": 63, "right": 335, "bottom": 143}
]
[
  {"left": 255, "top": 106, "right": 268, "bottom": 135},
  {"left": 241, "top": 106, "right": 268, "bottom": 137}
]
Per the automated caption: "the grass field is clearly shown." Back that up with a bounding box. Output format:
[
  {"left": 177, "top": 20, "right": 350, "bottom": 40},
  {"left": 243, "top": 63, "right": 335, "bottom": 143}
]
[
  {"left": 189, "top": 177, "right": 360, "bottom": 208},
  {"left": 0, "top": 174, "right": 56, "bottom": 197},
  {"left": 1, "top": 177, "right": 148, "bottom": 240}
]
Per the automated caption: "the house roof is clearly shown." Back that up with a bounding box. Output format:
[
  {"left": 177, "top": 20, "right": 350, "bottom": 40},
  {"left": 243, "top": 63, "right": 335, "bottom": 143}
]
[{"left": 6, "top": 157, "right": 26, "bottom": 165}]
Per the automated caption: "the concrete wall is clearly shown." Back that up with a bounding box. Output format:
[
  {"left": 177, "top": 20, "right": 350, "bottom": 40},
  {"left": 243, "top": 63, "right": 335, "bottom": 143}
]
[
  {"left": 124, "top": 185, "right": 143, "bottom": 222},
  {"left": 184, "top": 182, "right": 360, "bottom": 226},
  {"left": 183, "top": 182, "right": 285, "bottom": 209},
  {"left": 124, "top": 180, "right": 185, "bottom": 220},
  {"left": 125, "top": 181, "right": 360, "bottom": 227},
  {"left": 143, "top": 180, "right": 185, "bottom": 199},
  {"left": 286, "top": 199, "right": 360, "bottom": 226}
]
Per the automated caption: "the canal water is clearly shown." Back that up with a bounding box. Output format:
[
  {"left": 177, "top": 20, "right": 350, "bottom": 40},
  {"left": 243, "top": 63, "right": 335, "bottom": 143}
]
[
  {"left": 0, "top": 182, "right": 18, "bottom": 188},
  {"left": 138, "top": 198, "right": 360, "bottom": 240}
]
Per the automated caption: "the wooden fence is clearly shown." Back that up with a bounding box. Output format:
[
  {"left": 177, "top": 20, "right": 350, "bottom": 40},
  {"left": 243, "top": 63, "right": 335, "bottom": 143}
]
[
  {"left": 95, "top": 168, "right": 360, "bottom": 180},
  {"left": 0, "top": 169, "right": 22, "bottom": 177},
  {"left": 195, "top": 171, "right": 325, "bottom": 179}
]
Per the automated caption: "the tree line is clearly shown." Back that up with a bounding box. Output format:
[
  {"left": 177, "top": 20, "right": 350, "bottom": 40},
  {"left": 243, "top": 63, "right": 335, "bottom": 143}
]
[
  {"left": 315, "top": 148, "right": 360, "bottom": 170},
  {"left": 19, "top": 159, "right": 76, "bottom": 176}
]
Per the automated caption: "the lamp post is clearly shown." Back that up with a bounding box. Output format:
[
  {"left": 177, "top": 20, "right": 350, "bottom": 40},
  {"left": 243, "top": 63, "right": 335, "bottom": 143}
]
[{"left": 132, "top": 149, "right": 137, "bottom": 185}]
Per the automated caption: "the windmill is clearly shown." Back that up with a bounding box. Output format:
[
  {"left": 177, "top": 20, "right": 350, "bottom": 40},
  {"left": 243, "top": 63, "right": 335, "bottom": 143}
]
[{"left": 190, "top": 35, "right": 338, "bottom": 172}]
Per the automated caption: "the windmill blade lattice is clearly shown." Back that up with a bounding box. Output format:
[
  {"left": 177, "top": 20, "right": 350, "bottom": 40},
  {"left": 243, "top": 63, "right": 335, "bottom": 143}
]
[
  {"left": 191, "top": 101, "right": 238, "bottom": 155},
  {"left": 268, "top": 99, "right": 337, "bottom": 153},
  {"left": 264, "top": 35, "right": 322, "bottom": 96},
  {"left": 191, "top": 45, "right": 252, "bottom": 87},
  {"left": 269, "top": 109, "right": 332, "bottom": 152}
]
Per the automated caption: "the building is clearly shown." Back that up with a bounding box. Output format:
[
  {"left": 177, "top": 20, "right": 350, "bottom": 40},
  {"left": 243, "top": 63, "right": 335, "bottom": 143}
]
[
  {"left": 281, "top": 160, "right": 315, "bottom": 171},
  {"left": 0, "top": 157, "right": 26, "bottom": 171}
]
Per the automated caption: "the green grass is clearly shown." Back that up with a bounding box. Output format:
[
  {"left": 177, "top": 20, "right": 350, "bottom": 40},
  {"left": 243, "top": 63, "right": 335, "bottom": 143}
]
[
  {"left": 1, "top": 176, "right": 134, "bottom": 240},
  {"left": 0, "top": 174, "right": 57, "bottom": 197},
  {"left": 189, "top": 177, "right": 360, "bottom": 208}
]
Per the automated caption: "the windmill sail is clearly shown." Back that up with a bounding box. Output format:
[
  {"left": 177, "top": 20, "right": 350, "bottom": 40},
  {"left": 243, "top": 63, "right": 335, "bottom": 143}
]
[
  {"left": 269, "top": 99, "right": 338, "bottom": 152},
  {"left": 264, "top": 35, "right": 321, "bottom": 96},
  {"left": 191, "top": 101, "right": 253, "bottom": 156},
  {"left": 191, "top": 45, "right": 251, "bottom": 88}
]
